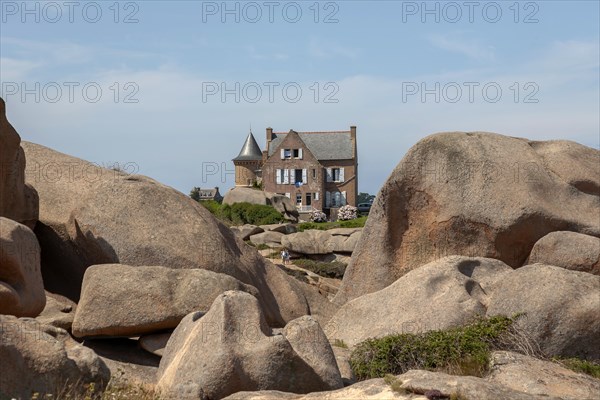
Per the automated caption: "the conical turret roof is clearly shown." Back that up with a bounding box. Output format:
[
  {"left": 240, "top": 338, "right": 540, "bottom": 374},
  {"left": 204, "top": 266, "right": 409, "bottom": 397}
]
[{"left": 233, "top": 131, "right": 263, "bottom": 161}]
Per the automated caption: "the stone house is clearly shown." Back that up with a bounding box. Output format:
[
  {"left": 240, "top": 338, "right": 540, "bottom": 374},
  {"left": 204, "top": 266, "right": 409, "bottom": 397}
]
[
  {"left": 194, "top": 187, "right": 223, "bottom": 202},
  {"left": 232, "top": 126, "right": 358, "bottom": 213}
]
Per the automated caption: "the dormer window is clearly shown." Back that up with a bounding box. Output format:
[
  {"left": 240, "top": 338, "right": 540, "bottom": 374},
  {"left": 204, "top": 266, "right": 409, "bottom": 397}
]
[{"left": 280, "top": 148, "right": 303, "bottom": 159}]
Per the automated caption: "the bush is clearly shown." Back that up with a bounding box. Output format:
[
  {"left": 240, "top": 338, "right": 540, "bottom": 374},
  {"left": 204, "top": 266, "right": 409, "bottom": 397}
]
[
  {"left": 200, "top": 201, "right": 283, "bottom": 226},
  {"left": 337, "top": 205, "right": 358, "bottom": 221},
  {"left": 293, "top": 259, "right": 347, "bottom": 279},
  {"left": 297, "top": 216, "right": 367, "bottom": 231},
  {"left": 349, "top": 315, "right": 520, "bottom": 380},
  {"left": 554, "top": 357, "right": 600, "bottom": 379},
  {"left": 309, "top": 209, "right": 327, "bottom": 222}
]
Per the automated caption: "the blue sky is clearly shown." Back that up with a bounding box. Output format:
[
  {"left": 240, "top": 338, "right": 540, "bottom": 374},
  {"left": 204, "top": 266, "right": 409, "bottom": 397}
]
[{"left": 1, "top": 0, "right": 599, "bottom": 195}]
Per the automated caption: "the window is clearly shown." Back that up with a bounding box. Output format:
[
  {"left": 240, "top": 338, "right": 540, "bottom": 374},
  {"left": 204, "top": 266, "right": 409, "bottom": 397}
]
[
  {"left": 326, "top": 167, "right": 345, "bottom": 183},
  {"left": 284, "top": 149, "right": 291, "bottom": 159},
  {"left": 306, "top": 193, "right": 312, "bottom": 206},
  {"left": 296, "top": 193, "right": 302, "bottom": 205},
  {"left": 332, "top": 168, "right": 341, "bottom": 182},
  {"left": 293, "top": 149, "right": 299, "bottom": 158},
  {"left": 295, "top": 169, "right": 303, "bottom": 183},
  {"left": 312, "top": 168, "right": 316, "bottom": 180}
]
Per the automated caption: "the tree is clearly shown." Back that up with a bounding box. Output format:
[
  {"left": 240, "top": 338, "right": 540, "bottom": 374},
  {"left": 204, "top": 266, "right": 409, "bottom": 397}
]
[
  {"left": 190, "top": 187, "right": 201, "bottom": 202},
  {"left": 358, "top": 192, "right": 375, "bottom": 204}
]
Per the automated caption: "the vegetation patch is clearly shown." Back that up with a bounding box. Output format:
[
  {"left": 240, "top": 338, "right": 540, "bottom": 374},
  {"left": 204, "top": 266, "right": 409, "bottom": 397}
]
[
  {"left": 297, "top": 216, "right": 367, "bottom": 231},
  {"left": 199, "top": 201, "right": 283, "bottom": 226},
  {"left": 349, "top": 315, "right": 524, "bottom": 380},
  {"left": 554, "top": 357, "right": 600, "bottom": 379},
  {"left": 293, "top": 259, "right": 347, "bottom": 279},
  {"left": 279, "top": 267, "right": 309, "bottom": 283}
]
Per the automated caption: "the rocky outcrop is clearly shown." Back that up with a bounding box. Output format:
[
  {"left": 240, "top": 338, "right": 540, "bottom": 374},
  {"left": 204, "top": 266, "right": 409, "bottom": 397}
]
[
  {"left": 0, "top": 217, "right": 45, "bottom": 317},
  {"left": 223, "top": 378, "right": 421, "bottom": 399},
  {"left": 398, "top": 369, "right": 557, "bottom": 400},
  {"left": 281, "top": 231, "right": 334, "bottom": 255},
  {"left": 249, "top": 231, "right": 284, "bottom": 247},
  {"left": 223, "top": 187, "right": 299, "bottom": 221},
  {"left": 329, "top": 231, "right": 361, "bottom": 253},
  {"left": 36, "top": 291, "right": 77, "bottom": 331},
  {"left": 326, "top": 256, "right": 512, "bottom": 347},
  {"left": 0, "top": 315, "right": 110, "bottom": 399},
  {"left": 527, "top": 231, "right": 600, "bottom": 274},
  {"left": 72, "top": 264, "right": 260, "bottom": 338},
  {"left": 260, "top": 223, "right": 297, "bottom": 234},
  {"left": 487, "top": 351, "right": 600, "bottom": 400},
  {"left": 157, "top": 291, "right": 342, "bottom": 399},
  {"left": 486, "top": 264, "right": 600, "bottom": 360},
  {"left": 22, "top": 142, "right": 309, "bottom": 327},
  {"left": 139, "top": 332, "right": 171, "bottom": 357},
  {"left": 224, "top": 369, "right": 564, "bottom": 399},
  {"left": 336, "top": 132, "right": 600, "bottom": 304},
  {"left": 0, "top": 98, "right": 38, "bottom": 228},
  {"left": 231, "top": 224, "right": 264, "bottom": 241}
]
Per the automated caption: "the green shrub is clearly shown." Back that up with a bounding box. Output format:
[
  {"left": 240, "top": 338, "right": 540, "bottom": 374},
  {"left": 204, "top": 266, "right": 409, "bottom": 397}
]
[
  {"left": 280, "top": 267, "right": 309, "bottom": 283},
  {"left": 349, "top": 315, "right": 517, "bottom": 380},
  {"left": 199, "top": 201, "right": 283, "bottom": 226},
  {"left": 554, "top": 357, "right": 600, "bottom": 379},
  {"left": 293, "top": 259, "right": 347, "bottom": 279},
  {"left": 297, "top": 216, "right": 367, "bottom": 231}
]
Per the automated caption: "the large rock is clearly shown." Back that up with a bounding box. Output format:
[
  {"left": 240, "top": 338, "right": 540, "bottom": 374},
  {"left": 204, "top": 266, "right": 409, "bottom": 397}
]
[
  {"left": 336, "top": 132, "right": 600, "bottom": 304},
  {"left": 72, "top": 264, "right": 260, "bottom": 338},
  {"left": 223, "top": 378, "right": 424, "bottom": 400},
  {"left": 22, "top": 142, "right": 309, "bottom": 327},
  {"left": 0, "top": 98, "right": 38, "bottom": 228},
  {"left": 249, "top": 231, "right": 284, "bottom": 247},
  {"left": 230, "top": 224, "right": 264, "bottom": 241},
  {"left": 35, "top": 291, "right": 77, "bottom": 331},
  {"left": 260, "top": 223, "right": 297, "bottom": 234},
  {"left": 157, "top": 291, "right": 342, "bottom": 399},
  {"left": 223, "top": 187, "right": 299, "bottom": 222},
  {"left": 281, "top": 230, "right": 334, "bottom": 255},
  {"left": 527, "top": 231, "right": 600, "bottom": 274},
  {"left": 224, "top": 369, "right": 563, "bottom": 400},
  {"left": 0, "top": 315, "right": 110, "bottom": 399},
  {"left": 486, "top": 264, "right": 600, "bottom": 360},
  {"left": 326, "top": 256, "right": 513, "bottom": 347},
  {"left": 398, "top": 369, "right": 557, "bottom": 400},
  {"left": 329, "top": 231, "right": 361, "bottom": 253},
  {"left": 0, "top": 217, "right": 45, "bottom": 317},
  {"left": 487, "top": 351, "right": 600, "bottom": 400}
]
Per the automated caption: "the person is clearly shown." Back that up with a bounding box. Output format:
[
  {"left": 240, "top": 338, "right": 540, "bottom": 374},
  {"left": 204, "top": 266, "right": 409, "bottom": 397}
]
[{"left": 281, "top": 248, "right": 290, "bottom": 265}]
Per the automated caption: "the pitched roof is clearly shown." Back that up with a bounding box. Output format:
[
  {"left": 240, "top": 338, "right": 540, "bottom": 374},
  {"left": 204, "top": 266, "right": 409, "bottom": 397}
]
[
  {"left": 233, "top": 132, "right": 263, "bottom": 161},
  {"left": 268, "top": 130, "right": 354, "bottom": 160}
]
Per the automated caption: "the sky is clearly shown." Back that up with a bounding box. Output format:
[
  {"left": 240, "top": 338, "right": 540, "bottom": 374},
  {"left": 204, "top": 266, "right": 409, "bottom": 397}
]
[{"left": 1, "top": 0, "right": 599, "bottom": 196}]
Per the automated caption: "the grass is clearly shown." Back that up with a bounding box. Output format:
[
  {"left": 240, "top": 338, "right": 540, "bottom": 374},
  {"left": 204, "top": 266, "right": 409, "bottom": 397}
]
[
  {"left": 349, "top": 315, "right": 523, "bottom": 381},
  {"left": 554, "top": 357, "right": 600, "bottom": 379},
  {"left": 29, "top": 382, "right": 160, "bottom": 400},
  {"left": 292, "top": 259, "right": 347, "bottom": 279},
  {"left": 297, "top": 216, "right": 367, "bottom": 231},
  {"left": 383, "top": 374, "right": 407, "bottom": 395},
  {"left": 333, "top": 339, "right": 348, "bottom": 349}
]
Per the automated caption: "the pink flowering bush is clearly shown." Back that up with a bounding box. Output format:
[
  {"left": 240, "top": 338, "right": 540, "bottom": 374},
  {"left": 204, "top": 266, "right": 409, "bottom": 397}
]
[
  {"left": 309, "top": 209, "right": 327, "bottom": 223},
  {"left": 338, "top": 205, "right": 358, "bottom": 221}
]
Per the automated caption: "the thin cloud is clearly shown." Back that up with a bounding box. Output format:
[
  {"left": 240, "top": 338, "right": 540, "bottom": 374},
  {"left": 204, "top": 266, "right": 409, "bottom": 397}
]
[
  {"left": 428, "top": 33, "right": 496, "bottom": 62},
  {"left": 308, "top": 37, "right": 359, "bottom": 60}
]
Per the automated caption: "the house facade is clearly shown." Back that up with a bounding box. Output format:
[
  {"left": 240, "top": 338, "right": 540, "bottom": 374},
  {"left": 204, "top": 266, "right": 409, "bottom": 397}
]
[{"left": 233, "top": 126, "right": 358, "bottom": 212}]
